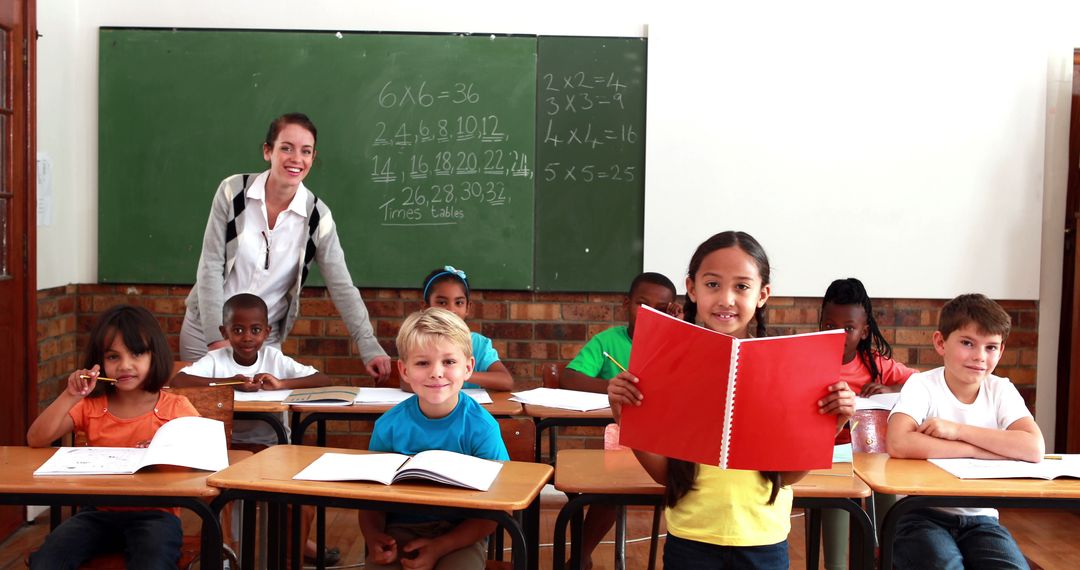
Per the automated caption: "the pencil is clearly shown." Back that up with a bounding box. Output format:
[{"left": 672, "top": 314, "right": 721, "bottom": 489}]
[
  {"left": 1045, "top": 455, "right": 1063, "bottom": 460},
  {"left": 79, "top": 374, "right": 118, "bottom": 383},
  {"left": 208, "top": 381, "right": 248, "bottom": 387},
  {"left": 602, "top": 351, "right": 628, "bottom": 374}
]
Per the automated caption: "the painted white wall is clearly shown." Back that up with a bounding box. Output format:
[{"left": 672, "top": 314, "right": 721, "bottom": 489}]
[
  {"left": 645, "top": 5, "right": 1051, "bottom": 300},
  {"left": 35, "top": 1, "right": 1077, "bottom": 437}
]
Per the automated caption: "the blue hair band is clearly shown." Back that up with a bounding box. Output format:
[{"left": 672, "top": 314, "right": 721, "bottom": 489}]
[{"left": 423, "top": 265, "right": 469, "bottom": 302}]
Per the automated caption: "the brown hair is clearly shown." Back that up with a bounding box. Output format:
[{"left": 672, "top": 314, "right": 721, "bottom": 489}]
[
  {"left": 264, "top": 112, "right": 318, "bottom": 148},
  {"left": 83, "top": 305, "right": 173, "bottom": 394},
  {"left": 937, "top": 293, "right": 1011, "bottom": 342}
]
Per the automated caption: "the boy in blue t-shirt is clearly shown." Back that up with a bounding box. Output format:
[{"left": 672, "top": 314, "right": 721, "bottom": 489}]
[{"left": 359, "top": 307, "right": 509, "bottom": 570}]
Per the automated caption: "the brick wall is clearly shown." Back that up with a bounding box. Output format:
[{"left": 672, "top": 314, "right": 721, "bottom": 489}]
[{"left": 35, "top": 285, "right": 1041, "bottom": 450}]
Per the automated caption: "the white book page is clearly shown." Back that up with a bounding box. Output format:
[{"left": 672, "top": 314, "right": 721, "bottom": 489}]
[
  {"left": 396, "top": 449, "right": 504, "bottom": 491},
  {"left": 355, "top": 388, "right": 413, "bottom": 404},
  {"left": 462, "top": 389, "right": 493, "bottom": 405},
  {"left": 33, "top": 447, "right": 147, "bottom": 475},
  {"left": 855, "top": 393, "right": 900, "bottom": 411},
  {"left": 510, "top": 387, "right": 610, "bottom": 412},
  {"left": 293, "top": 452, "right": 408, "bottom": 484},
  {"left": 140, "top": 416, "right": 229, "bottom": 472},
  {"left": 233, "top": 389, "right": 292, "bottom": 402},
  {"left": 929, "top": 456, "right": 1080, "bottom": 480}
]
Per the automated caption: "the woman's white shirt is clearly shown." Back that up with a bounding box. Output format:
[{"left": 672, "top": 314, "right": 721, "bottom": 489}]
[{"left": 223, "top": 171, "right": 309, "bottom": 328}]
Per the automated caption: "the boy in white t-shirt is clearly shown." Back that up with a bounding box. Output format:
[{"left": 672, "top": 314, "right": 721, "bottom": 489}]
[
  {"left": 171, "top": 293, "right": 338, "bottom": 563},
  {"left": 173, "top": 292, "right": 330, "bottom": 445},
  {"left": 886, "top": 293, "right": 1044, "bottom": 570}
]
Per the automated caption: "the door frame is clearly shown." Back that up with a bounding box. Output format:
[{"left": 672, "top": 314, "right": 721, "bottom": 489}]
[{"left": 1057, "top": 49, "right": 1080, "bottom": 453}]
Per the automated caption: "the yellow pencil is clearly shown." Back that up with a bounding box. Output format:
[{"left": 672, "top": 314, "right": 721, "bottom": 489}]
[
  {"left": 602, "top": 351, "right": 628, "bottom": 374},
  {"left": 79, "top": 374, "right": 118, "bottom": 383},
  {"left": 208, "top": 380, "right": 248, "bottom": 387},
  {"left": 1045, "top": 455, "right": 1063, "bottom": 460}
]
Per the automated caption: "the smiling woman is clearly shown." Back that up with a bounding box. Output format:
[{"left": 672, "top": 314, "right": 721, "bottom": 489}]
[{"left": 179, "top": 113, "right": 391, "bottom": 381}]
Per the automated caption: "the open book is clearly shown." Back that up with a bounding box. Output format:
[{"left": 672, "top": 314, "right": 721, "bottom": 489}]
[
  {"left": 619, "top": 306, "right": 845, "bottom": 471},
  {"left": 34, "top": 416, "right": 229, "bottom": 475},
  {"left": 929, "top": 456, "right": 1080, "bottom": 480},
  {"left": 283, "top": 386, "right": 361, "bottom": 406},
  {"left": 293, "top": 450, "right": 504, "bottom": 491}
]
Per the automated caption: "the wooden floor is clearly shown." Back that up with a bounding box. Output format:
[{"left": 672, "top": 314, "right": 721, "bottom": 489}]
[{"left": 0, "top": 505, "right": 1077, "bottom": 569}]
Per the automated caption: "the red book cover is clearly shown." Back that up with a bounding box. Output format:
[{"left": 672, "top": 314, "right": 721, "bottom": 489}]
[{"left": 619, "top": 306, "right": 845, "bottom": 471}]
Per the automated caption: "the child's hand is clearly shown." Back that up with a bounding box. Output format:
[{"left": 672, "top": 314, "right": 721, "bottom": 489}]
[
  {"left": 400, "top": 538, "right": 441, "bottom": 570},
  {"left": 665, "top": 302, "right": 684, "bottom": 320},
  {"left": 364, "top": 532, "right": 398, "bottom": 565},
  {"left": 253, "top": 373, "right": 282, "bottom": 390},
  {"left": 232, "top": 374, "right": 261, "bottom": 392},
  {"left": 818, "top": 381, "right": 855, "bottom": 422},
  {"left": 67, "top": 366, "right": 100, "bottom": 397},
  {"left": 860, "top": 382, "right": 899, "bottom": 396},
  {"left": 918, "top": 418, "right": 962, "bottom": 440},
  {"left": 607, "top": 371, "right": 643, "bottom": 423}
]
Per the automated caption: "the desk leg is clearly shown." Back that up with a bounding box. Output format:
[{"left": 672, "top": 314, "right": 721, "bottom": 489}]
[
  {"left": 614, "top": 505, "right": 626, "bottom": 570},
  {"left": 534, "top": 419, "right": 543, "bottom": 463},
  {"left": 290, "top": 505, "right": 302, "bottom": 569},
  {"left": 524, "top": 498, "right": 540, "bottom": 570},
  {"left": 241, "top": 499, "right": 256, "bottom": 570},
  {"left": 552, "top": 493, "right": 584, "bottom": 570},
  {"left": 647, "top": 504, "right": 661, "bottom": 570},
  {"left": 806, "top": 508, "right": 821, "bottom": 570},
  {"left": 549, "top": 427, "right": 558, "bottom": 464}
]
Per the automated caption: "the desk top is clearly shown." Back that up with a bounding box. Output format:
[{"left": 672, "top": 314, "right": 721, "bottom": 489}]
[
  {"left": 522, "top": 404, "right": 613, "bottom": 420},
  {"left": 0, "top": 447, "right": 250, "bottom": 498},
  {"left": 555, "top": 449, "right": 869, "bottom": 499},
  {"left": 208, "top": 445, "right": 552, "bottom": 510},
  {"left": 234, "top": 401, "right": 289, "bottom": 413},
  {"left": 854, "top": 452, "right": 1080, "bottom": 498},
  {"left": 289, "top": 391, "right": 522, "bottom": 417}
]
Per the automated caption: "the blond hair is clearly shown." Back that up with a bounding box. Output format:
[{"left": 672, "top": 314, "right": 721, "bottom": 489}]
[{"left": 396, "top": 307, "right": 473, "bottom": 360}]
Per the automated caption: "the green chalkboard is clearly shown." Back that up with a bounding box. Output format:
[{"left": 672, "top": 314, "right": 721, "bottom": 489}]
[
  {"left": 534, "top": 37, "right": 647, "bottom": 291},
  {"left": 99, "top": 30, "right": 536, "bottom": 288},
  {"left": 99, "top": 30, "right": 645, "bottom": 291}
]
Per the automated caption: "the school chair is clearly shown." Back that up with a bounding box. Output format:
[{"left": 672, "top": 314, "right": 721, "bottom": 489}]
[{"left": 63, "top": 384, "right": 239, "bottom": 570}]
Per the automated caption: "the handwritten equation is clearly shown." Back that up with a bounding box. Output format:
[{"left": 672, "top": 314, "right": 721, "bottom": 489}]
[
  {"left": 539, "top": 70, "right": 641, "bottom": 187},
  {"left": 366, "top": 80, "right": 531, "bottom": 227}
]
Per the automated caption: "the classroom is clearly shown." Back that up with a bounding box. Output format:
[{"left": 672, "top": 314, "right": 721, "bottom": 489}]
[{"left": 4, "top": 0, "right": 1080, "bottom": 568}]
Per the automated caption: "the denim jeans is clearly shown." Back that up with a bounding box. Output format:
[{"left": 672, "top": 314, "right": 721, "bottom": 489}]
[
  {"left": 664, "top": 533, "right": 788, "bottom": 569},
  {"left": 893, "top": 508, "right": 1028, "bottom": 570},
  {"left": 29, "top": 509, "right": 183, "bottom": 570}
]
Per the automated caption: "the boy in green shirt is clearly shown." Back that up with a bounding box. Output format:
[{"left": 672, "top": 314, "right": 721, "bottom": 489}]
[{"left": 559, "top": 271, "right": 679, "bottom": 569}]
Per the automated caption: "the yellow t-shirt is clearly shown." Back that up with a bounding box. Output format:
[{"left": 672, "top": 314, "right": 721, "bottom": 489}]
[{"left": 665, "top": 465, "right": 792, "bottom": 547}]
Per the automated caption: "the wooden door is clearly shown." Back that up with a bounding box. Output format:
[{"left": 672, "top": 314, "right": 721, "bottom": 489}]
[
  {"left": 0, "top": 0, "right": 35, "bottom": 539},
  {"left": 1062, "top": 50, "right": 1080, "bottom": 453}
]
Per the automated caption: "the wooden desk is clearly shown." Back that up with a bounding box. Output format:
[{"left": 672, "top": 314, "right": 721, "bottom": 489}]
[
  {"left": 854, "top": 452, "right": 1080, "bottom": 569},
  {"left": 291, "top": 391, "right": 522, "bottom": 446},
  {"left": 521, "top": 404, "right": 614, "bottom": 463},
  {"left": 234, "top": 400, "right": 291, "bottom": 445},
  {"left": 553, "top": 450, "right": 875, "bottom": 570},
  {"left": 0, "top": 447, "right": 250, "bottom": 570},
  {"left": 208, "top": 445, "right": 552, "bottom": 570}
]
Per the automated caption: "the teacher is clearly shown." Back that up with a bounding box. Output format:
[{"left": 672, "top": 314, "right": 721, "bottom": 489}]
[{"left": 181, "top": 112, "right": 391, "bottom": 381}]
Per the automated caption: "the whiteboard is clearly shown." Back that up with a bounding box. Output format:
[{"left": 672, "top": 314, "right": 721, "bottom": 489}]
[{"left": 644, "top": 6, "right": 1047, "bottom": 299}]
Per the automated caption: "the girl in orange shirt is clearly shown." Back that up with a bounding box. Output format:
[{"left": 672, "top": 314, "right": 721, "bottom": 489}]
[{"left": 27, "top": 305, "right": 198, "bottom": 570}]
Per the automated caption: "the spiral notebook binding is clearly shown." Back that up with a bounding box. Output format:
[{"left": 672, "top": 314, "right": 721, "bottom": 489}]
[{"left": 719, "top": 340, "right": 741, "bottom": 469}]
